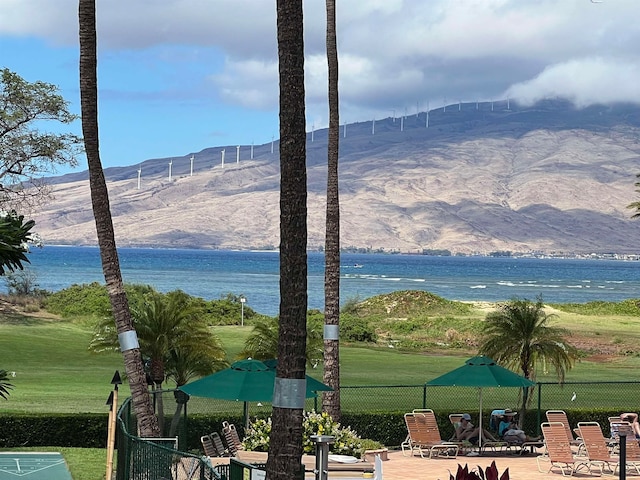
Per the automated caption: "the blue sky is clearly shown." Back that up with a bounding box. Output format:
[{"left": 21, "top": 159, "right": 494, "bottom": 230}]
[{"left": 1, "top": 0, "right": 639, "bottom": 175}]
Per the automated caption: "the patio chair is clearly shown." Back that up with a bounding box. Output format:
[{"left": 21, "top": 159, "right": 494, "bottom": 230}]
[
  {"left": 609, "top": 416, "right": 625, "bottom": 447},
  {"left": 537, "top": 422, "right": 589, "bottom": 476},
  {"left": 201, "top": 435, "right": 218, "bottom": 457},
  {"left": 613, "top": 423, "right": 640, "bottom": 475},
  {"left": 577, "top": 421, "right": 617, "bottom": 475},
  {"left": 545, "top": 410, "right": 584, "bottom": 454},
  {"left": 401, "top": 411, "right": 459, "bottom": 458},
  {"left": 210, "top": 432, "right": 227, "bottom": 456},
  {"left": 471, "top": 409, "right": 532, "bottom": 455},
  {"left": 222, "top": 421, "right": 243, "bottom": 456},
  {"left": 448, "top": 413, "right": 464, "bottom": 441}
]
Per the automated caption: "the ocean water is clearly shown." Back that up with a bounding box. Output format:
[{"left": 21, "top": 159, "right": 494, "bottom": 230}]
[{"left": 18, "top": 246, "right": 640, "bottom": 316}]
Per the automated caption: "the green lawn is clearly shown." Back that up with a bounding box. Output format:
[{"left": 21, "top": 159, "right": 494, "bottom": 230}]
[{"left": 3, "top": 316, "right": 640, "bottom": 414}]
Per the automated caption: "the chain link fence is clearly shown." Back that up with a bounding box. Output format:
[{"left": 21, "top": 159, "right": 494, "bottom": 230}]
[{"left": 115, "top": 381, "right": 640, "bottom": 478}]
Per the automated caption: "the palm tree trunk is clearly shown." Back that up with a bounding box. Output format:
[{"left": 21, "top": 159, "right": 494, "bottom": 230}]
[
  {"left": 322, "top": 0, "right": 341, "bottom": 421},
  {"left": 266, "top": 1, "right": 308, "bottom": 480},
  {"left": 78, "top": 0, "right": 159, "bottom": 438}
]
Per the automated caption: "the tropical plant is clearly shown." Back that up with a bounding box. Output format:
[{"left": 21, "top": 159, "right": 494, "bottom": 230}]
[
  {"left": 267, "top": 1, "right": 309, "bottom": 479},
  {"left": 323, "top": 0, "right": 341, "bottom": 421},
  {"left": 449, "top": 461, "right": 509, "bottom": 480},
  {"left": 90, "top": 290, "right": 227, "bottom": 433},
  {"left": 0, "top": 369, "right": 14, "bottom": 400},
  {"left": 479, "top": 297, "right": 578, "bottom": 382},
  {"left": 238, "top": 314, "right": 323, "bottom": 365},
  {"left": 478, "top": 296, "right": 579, "bottom": 416},
  {"left": 243, "top": 411, "right": 363, "bottom": 457},
  {"left": 0, "top": 211, "right": 37, "bottom": 275},
  {"left": 79, "top": 0, "right": 160, "bottom": 437}
]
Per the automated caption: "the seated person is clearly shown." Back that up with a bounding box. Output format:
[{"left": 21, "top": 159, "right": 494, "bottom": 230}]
[
  {"left": 498, "top": 409, "right": 539, "bottom": 444},
  {"left": 454, "top": 413, "right": 498, "bottom": 444},
  {"left": 620, "top": 413, "right": 640, "bottom": 439}
]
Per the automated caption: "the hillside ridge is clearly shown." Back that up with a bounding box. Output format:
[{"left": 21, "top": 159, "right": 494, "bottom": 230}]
[{"left": 33, "top": 99, "right": 640, "bottom": 254}]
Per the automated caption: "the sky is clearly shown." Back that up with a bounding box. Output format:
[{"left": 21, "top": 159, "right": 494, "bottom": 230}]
[{"left": 1, "top": 0, "right": 639, "bottom": 174}]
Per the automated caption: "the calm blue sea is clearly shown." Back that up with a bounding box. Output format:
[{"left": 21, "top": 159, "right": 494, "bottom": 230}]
[{"left": 17, "top": 246, "right": 640, "bottom": 316}]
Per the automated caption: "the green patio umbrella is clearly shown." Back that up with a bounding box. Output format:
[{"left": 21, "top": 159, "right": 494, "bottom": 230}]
[
  {"left": 179, "top": 359, "right": 332, "bottom": 428},
  {"left": 262, "top": 358, "right": 333, "bottom": 394},
  {"left": 426, "top": 355, "right": 535, "bottom": 450}
]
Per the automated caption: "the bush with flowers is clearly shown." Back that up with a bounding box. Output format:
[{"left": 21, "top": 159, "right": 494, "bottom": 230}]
[{"left": 241, "top": 411, "right": 363, "bottom": 457}]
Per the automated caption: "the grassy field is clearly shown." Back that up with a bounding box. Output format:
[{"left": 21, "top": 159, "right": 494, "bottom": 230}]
[
  {"left": 2, "top": 293, "right": 640, "bottom": 479},
  {"left": 2, "top": 309, "right": 640, "bottom": 415}
]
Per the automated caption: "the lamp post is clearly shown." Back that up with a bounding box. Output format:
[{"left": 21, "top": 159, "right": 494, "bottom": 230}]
[{"left": 240, "top": 297, "right": 246, "bottom": 327}]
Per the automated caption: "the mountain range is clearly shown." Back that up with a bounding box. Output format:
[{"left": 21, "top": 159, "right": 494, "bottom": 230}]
[{"left": 33, "top": 99, "right": 640, "bottom": 255}]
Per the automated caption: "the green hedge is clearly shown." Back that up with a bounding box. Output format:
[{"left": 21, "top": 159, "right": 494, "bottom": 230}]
[
  {"left": 0, "top": 413, "right": 108, "bottom": 448},
  {"left": 0, "top": 409, "right": 626, "bottom": 450}
]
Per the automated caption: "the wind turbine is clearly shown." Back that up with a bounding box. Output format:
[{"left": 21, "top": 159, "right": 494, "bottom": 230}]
[
  {"left": 426, "top": 100, "right": 430, "bottom": 128},
  {"left": 271, "top": 136, "right": 274, "bottom": 154},
  {"left": 251, "top": 141, "right": 254, "bottom": 159},
  {"left": 190, "top": 155, "right": 194, "bottom": 176},
  {"left": 221, "top": 149, "right": 225, "bottom": 168},
  {"left": 137, "top": 167, "right": 141, "bottom": 190},
  {"left": 168, "top": 160, "right": 172, "bottom": 181},
  {"left": 236, "top": 145, "right": 240, "bottom": 164},
  {"left": 372, "top": 118, "right": 375, "bottom": 135}
]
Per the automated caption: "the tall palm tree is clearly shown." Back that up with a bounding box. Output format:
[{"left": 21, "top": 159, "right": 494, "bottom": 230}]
[
  {"left": 479, "top": 296, "right": 578, "bottom": 416},
  {"left": 0, "top": 370, "right": 14, "bottom": 400},
  {"left": 78, "top": 0, "right": 159, "bottom": 437},
  {"left": 267, "top": 1, "right": 308, "bottom": 479},
  {"left": 322, "top": 0, "right": 341, "bottom": 421}
]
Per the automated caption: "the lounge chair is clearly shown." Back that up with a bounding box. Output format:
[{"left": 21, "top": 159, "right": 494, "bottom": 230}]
[
  {"left": 613, "top": 422, "right": 640, "bottom": 475},
  {"left": 577, "top": 421, "right": 617, "bottom": 475},
  {"left": 537, "top": 422, "right": 589, "bottom": 476},
  {"left": 545, "top": 410, "right": 584, "bottom": 454},
  {"left": 210, "top": 432, "right": 227, "bottom": 456},
  {"left": 201, "top": 435, "right": 217, "bottom": 457},
  {"left": 448, "top": 413, "right": 464, "bottom": 441},
  {"left": 486, "top": 408, "right": 539, "bottom": 455},
  {"left": 222, "top": 421, "right": 243, "bottom": 456},
  {"left": 401, "top": 410, "right": 459, "bottom": 458}
]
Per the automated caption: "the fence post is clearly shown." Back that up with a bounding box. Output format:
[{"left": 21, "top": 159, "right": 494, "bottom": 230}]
[
  {"left": 536, "top": 383, "right": 542, "bottom": 436},
  {"left": 422, "top": 384, "right": 427, "bottom": 409}
]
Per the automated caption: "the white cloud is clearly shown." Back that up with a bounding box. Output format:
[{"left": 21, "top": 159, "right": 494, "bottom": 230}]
[
  {"left": 211, "top": 58, "right": 278, "bottom": 110},
  {"left": 506, "top": 57, "right": 640, "bottom": 107}
]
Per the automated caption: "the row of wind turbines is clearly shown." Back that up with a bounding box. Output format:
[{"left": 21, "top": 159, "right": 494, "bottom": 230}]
[{"left": 137, "top": 97, "right": 514, "bottom": 189}]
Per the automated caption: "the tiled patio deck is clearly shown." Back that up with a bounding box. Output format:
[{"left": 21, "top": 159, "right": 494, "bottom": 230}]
[{"left": 379, "top": 448, "right": 631, "bottom": 480}]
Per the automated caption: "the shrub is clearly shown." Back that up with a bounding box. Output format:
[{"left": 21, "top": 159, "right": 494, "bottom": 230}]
[
  {"left": 340, "top": 315, "right": 377, "bottom": 343},
  {"left": 242, "top": 411, "right": 363, "bottom": 457}
]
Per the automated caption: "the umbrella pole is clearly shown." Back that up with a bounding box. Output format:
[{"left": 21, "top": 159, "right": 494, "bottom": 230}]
[
  {"left": 479, "top": 388, "right": 483, "bottom": 452},
  {"left": 244, "top": 401, "right": 250, "bottom": 430}
]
